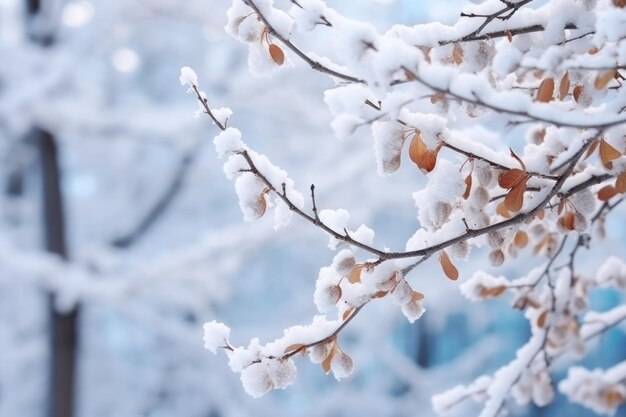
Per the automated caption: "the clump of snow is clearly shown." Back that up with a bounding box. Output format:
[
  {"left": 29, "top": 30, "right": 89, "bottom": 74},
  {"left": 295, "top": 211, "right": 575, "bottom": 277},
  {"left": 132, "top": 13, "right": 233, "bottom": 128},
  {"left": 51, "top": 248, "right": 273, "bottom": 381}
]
[
  {"left": 240, "top": 361, "right": 274, "bottom": 398},
  {"left": 372, "top": 120, "right": 405, "bottom": 175},
  {"left": 179, "top": 66, "right": 198, "bottom": 87},
  {"left": 596, "top": 257, "right": 626, "bottom": 288},
  {"left": 290, "top": 0, "right": 328, "bottom": 32},
  {"left": 203, "top": 320, "right": 231, "bottom": 354},
  {"left": 234, "top": 172, "right": 268, "bottom": 221},
  {"left": 560, "top": 361, "right": 626, "bottom": 416},
  {"left": 214, "top": 127, "right": 245, "bottom": 158},
  {"left": 314, "top": 266, "right": 342, "bottom": 313}
]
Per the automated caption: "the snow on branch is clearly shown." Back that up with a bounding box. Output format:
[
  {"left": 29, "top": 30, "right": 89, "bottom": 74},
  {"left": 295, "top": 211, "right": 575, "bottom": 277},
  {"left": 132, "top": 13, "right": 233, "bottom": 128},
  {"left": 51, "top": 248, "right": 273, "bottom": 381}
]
[{"left": 180, "top": 0, "right": 626, "bottom": 412}]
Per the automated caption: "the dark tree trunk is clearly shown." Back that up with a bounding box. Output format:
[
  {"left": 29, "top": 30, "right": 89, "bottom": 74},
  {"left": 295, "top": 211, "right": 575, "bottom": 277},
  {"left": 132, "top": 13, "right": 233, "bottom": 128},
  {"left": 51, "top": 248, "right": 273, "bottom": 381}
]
[
  {"left": 26, "top": 1, "right": 78, "bottom": 416},
  {"left": 37, "top": 130, "right": 77, "bottom": 417}
]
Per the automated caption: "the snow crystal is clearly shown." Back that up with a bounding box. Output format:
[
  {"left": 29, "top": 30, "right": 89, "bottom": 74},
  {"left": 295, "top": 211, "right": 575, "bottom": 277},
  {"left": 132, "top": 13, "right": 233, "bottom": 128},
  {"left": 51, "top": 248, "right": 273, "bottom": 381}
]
[{"left": 202, "top": 320, "right": 231, "bottom": 354}]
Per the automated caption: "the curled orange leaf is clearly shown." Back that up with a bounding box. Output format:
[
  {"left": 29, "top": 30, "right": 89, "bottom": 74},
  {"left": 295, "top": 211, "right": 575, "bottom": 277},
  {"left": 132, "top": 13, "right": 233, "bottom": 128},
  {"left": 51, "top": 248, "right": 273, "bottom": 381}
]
[{"left": 439, "top": 250, "right": 459, "bottom": 281}]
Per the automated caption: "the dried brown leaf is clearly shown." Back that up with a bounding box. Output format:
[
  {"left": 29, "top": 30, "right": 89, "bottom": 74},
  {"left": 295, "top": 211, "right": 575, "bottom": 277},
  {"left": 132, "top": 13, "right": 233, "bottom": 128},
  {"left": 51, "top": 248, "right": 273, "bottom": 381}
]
[
  {"left": 595, "top": 70, "right": 617, "bottom": 90},
  {"left": 504, "top": 177, "right": 528, "bottom": 212},
  {"left": 489, "top": 249, "right": 505, "bottom": 266},
  {"left": 604, "top": 388, "right": 626, "bottom": 406},
  {"left": 490, "top": 286, "right": 507, "bottom": 297},
  {"left": 418, "top": 46, "right": 432, "bottom": 64},
  {"left": 452, "top": 43, "right": 464, "bottom": 65},
  {"left": 420, "top": 149, "right": 438, "bottom": 173},
  {"left": 536, "top": 77, "right": 555, "bottom": 103},
  {"left": 573, "top": 85, "right": 584, "bottom": 103},
  {"left": 498, "top": 168, "right": 526, "bottom": 189},
  {"left": 284, "top": 343, "right": 306, "bottom": 355},
  {"left": 463, "top": 174, "right": 472, "bottom": 199},
  {"left": 251, "top": 193, "right": 268, "bottom": 219},
  {"left": 496, "top": 202, "right": 511, "bottom": 218},
  {"left": 321, "top": 342, "right": 338, "bottom": 374},
  {"left": 563, "top": 212, "right": 575, "bottom": 231},
  {"left": 342, "top": 307, "right": 355, "bottom": 321},
  {"left": 439, "top": 250, "right": 459, "bottom": 280},
  {"left": 408, "top": 132, "right": 426, "bottom": 166},
  {"left": 598, "top": 185, "right": 618, "bottom": 201},
  {"left": 514, "top": 231, "right": 529, "bottom": 248},
  {"left": 411, "top": 291, "right": 425, "bottom": 301},
  {"left": 505, "top": 30, "right": 513, "bottom": 43},
  {"left": 585, "top": 138, "right": 600, "bottom": 160},
  {"left": 599, "top": 139, "right": 622, "bottom": 168},
  {"left": 537, "top": 310, "right": 548, "bottom": 328},
  {"left": 269, "top": 43, "right": 285, "bottom": 65},
  {"left": 348, "top": 264, "right": 366, "bottom": 284}
]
